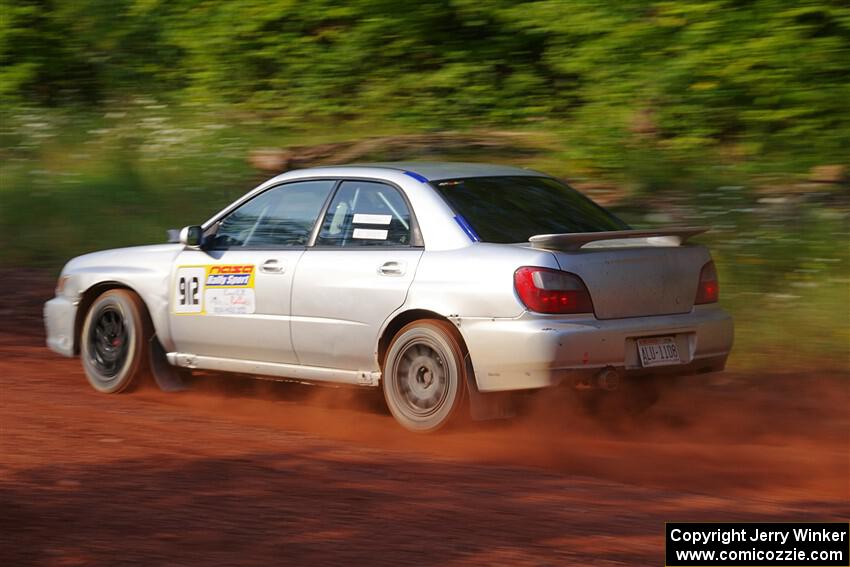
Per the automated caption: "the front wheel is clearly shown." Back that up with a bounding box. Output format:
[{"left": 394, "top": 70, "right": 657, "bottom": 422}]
[
  {"left": 80, "top": 289, "right": 151, "bottom": 393},
  {"left": 382, "top": 320, "right": 467, "bottom": 433}
]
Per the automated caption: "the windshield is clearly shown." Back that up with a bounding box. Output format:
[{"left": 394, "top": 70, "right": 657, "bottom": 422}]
[{"left": 432, "top": 176, "right": 629, "bottom": 243}]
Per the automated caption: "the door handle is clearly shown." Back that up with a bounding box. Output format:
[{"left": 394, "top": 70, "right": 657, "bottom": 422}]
[
  {"left": 378, "top": 261, "right": 405, "bottom": 276},
  {"left": 261, "top": 259, "right": 286, "bottom": 274}
]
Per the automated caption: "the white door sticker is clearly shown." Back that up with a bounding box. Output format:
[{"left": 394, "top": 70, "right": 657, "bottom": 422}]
[
  {"left": 205, "top": 288, "right": 256, "bottom": 315},
  {"left": 353, "top": 213, "right": 392, "bottom": 225},
  {"left": 352, "top": 228, "right": 388, "bottom": 240}
]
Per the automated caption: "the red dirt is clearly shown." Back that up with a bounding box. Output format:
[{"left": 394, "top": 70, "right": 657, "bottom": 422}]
[{"left": 1, "top": 272, "right": 848, "bottom": 566}]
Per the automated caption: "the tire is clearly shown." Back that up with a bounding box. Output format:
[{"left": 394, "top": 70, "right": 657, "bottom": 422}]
[
  {"left": 80, "top": 289, "right": 151, "bottom": 393},
  {"left": 382, "top": 319, "right": 467, "bottom": 433}
]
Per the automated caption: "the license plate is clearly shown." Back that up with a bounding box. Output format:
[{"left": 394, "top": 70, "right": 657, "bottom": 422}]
[{"left": 637, "top": 336, "right": 681, "bottom": 367}]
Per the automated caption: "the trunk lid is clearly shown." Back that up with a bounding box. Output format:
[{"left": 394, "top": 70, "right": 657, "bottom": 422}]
[{"left": 530, "top": 229, "right": 711, "bottom": 320}]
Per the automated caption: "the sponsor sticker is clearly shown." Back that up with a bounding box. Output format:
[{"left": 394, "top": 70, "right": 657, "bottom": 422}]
[
  {"left": 205, "top": 264, "right": 254, "bottom": 288},
  {"left": 173, "top": 264, "right": 256, "bottom": 315}
]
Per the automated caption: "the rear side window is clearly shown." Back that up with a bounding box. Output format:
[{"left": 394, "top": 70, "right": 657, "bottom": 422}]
[
  {"left": 316, "top": 181, "right": 412, "bottom": 247},
  {"left": 207, "top": 180, "right": 335, "bottom": 249},
  {"left": 433, "top": 176, "right": 628, "bottom": 243}
]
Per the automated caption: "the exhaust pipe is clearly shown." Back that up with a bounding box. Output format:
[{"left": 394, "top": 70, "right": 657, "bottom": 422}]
[{"left": 595, "top": 366, "right": 620, "bottom": 391}]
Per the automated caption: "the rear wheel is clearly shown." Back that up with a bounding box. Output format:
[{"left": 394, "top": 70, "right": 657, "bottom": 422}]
[
  {"left": 80, "top": 289, "right": 151, "bottom": 393},
  {"left": 383, "top": 320, "right": 467, "bottom": 433}
]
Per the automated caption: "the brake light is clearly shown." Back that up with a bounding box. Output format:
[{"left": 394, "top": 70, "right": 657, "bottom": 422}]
[
  {"left": 695, "top": 260, "right": 719, "bottom": 304},
  {"left": 514, "top": 267, "right": 594, "bottom": 314}
]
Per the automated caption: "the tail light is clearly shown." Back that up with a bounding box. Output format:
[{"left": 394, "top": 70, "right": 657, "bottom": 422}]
[
  {"left": 695, "top": 260, "right": 719, "bottom": 304},
  {"left": 514, "top": 267, "right": 594, "bottom": 315}
]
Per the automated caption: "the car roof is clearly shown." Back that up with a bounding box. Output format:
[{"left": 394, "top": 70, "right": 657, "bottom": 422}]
[{"left": 299, "top": 161, "right": 548, "bottom": 182}]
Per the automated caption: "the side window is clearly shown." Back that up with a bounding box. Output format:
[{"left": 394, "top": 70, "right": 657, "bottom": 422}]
[
  {"left": 316, "top": 181, "right": 412, "bottom": 247},
  {"left": 207, "top": 180, "right": 335, "bottom": 249}
]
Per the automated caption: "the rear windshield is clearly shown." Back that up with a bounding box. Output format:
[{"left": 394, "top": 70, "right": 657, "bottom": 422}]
[{"left": 432, "top": 176, "right": 629, "bottom": 243}]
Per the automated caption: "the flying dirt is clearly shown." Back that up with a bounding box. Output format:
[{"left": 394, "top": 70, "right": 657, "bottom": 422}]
[{"left": 1, "top": 270, "right": 847, "bottom": 566}]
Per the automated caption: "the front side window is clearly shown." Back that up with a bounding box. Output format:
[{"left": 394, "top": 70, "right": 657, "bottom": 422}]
[
  {"left": 316, "top": 181, "right": 412, "bottom": 247},
  {"left": 432, "top": 176, "right": 629, "bottom": 243},
  {"left": 207, "top": 180, "right": 335, "bottom": 249}
]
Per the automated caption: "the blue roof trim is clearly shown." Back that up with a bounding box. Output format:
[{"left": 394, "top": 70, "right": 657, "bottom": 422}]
[
  {"left": 403, "top": 170, "right": 429, "bottom": 183},
  {"left": 454, "top": 215, "right": 481, "bottom": 242}
]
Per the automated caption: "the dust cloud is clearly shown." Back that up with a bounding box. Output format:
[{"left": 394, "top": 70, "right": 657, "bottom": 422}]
[{"left": 140, "top": 368, "right": 849, "bottom": 504}]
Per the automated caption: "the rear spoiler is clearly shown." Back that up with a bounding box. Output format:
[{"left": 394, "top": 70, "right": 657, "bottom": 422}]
[{"left": 528, "top": 227, "right": 708, "bottom": 251}]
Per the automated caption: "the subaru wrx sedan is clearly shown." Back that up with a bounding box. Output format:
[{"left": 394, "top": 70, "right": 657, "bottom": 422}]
[{"left": 44, "top": 162, "right": 733, "bottom": 432}]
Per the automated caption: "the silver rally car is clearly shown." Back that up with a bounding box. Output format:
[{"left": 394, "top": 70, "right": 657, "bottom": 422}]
[{"left": 44, "top": 162, "right": 733, "bottom": 432}]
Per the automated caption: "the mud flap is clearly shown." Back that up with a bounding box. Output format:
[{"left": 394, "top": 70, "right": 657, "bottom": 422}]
[
  {"left": 149, "top": 336, "right": 188, "bottom": 392},
  {"left": 464, "top": 354, "right": 515, "bottom": 421}
]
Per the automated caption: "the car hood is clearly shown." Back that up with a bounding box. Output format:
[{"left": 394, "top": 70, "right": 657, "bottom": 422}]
[
  {"left": 60, "top": 243, "right": 185, "bottom": 304},
  {"left": 63, "top": 243, "right": 184, "bottom": 276}
]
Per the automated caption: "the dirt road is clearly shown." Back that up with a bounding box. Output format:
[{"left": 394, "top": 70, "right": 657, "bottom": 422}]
[{"left": 1, "top": 274, "right": 848, "bottom": 566}]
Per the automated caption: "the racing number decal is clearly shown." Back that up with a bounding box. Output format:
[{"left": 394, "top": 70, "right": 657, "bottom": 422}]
[
  {"left": 178, "top": 276, "right": 200, "bottom": 306},
  {"left": 173, "top": 265, "right": 256, "bottom": 315},
  {"left": 173, "top": 267, "right": 206, "bottom": 314}
]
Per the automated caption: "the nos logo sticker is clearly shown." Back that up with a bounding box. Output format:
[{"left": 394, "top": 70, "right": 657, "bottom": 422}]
[{"left": 173, "top": 265, "right": 256, "bottom": 315}]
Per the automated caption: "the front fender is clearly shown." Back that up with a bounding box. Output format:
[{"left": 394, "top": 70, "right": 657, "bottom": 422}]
[
  {"left": 73, "top": 271, "right": 173, "bottom": 352},
  {"left": 57, "top": 244, "right": 183, "bottom": 352}
]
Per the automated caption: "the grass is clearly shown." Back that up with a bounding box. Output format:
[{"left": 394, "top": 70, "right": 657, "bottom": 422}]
[{"left": 1, "top": 108, "right": 847, "bottom": 370}]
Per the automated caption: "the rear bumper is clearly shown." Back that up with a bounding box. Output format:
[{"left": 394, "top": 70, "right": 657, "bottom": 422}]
[
  {"left": 44, "top": 295, "right": 77, "bottom": 357},
  {"left": 459, "top": 305, "right": 733, "bottom": 392}
]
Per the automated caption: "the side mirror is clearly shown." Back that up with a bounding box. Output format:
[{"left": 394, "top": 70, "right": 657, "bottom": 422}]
[{"left": 179, "top": 225, "right": 203, "bottom": 248}]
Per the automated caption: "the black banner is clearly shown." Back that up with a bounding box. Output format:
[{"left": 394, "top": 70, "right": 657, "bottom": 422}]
[{"left": 666, "top": 522, "right": 849, "bottom": 566}]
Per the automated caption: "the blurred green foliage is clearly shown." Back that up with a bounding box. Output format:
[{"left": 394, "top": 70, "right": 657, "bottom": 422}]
[{"left": 2, "top": 0, "right": 849, "bottom": 169}]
